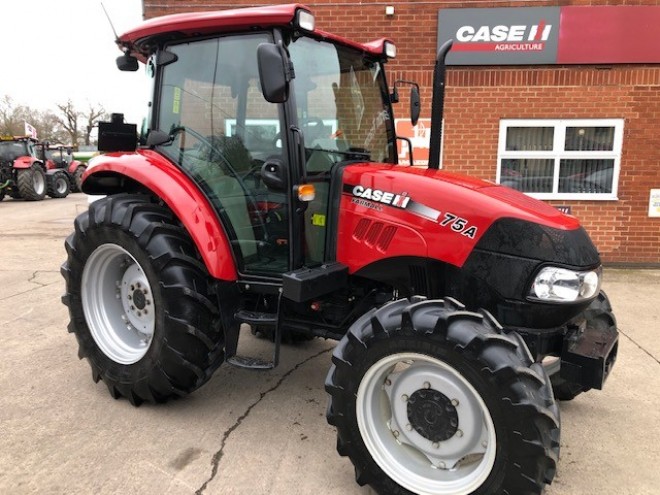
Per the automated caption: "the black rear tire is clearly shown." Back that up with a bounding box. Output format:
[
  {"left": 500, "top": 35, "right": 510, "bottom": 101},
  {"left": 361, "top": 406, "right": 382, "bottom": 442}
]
[
  {"left": 326, "top": 298, "right": 560, "bottom": 495},
  {"left": 61, "top": 194, "right": 225, "bottom": 405},
  {"left": 72, "top": 165, "right": 86, "bottom": 192},
  {"left": 47, "top": 171, "right": 71, "bottom": 198},
  {"left": 549, "top": 291, "right": 617, "bottom": 401},
  {"left": 17, "top": 163, "right": 46, "bottom": 201}
]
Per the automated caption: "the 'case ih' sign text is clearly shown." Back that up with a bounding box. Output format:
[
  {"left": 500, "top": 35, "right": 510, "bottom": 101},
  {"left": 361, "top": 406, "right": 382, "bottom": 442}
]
[{"left": 439, "top": 6, "right": 660, "bottom": 65}]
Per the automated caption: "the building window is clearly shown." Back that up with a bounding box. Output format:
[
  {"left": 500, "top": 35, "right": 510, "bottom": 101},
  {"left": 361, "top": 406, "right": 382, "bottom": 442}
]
[{"left": 497, "top": 119, "right": 623, "bottom": 200}]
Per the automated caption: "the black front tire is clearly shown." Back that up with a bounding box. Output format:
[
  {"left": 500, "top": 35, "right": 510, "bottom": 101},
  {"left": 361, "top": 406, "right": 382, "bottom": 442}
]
[
  {"left": 62, "top": 194, "right": 225, "bottom": 405},
  {"left": 326, "top": 298, "right": 560, "bottom": 495}
]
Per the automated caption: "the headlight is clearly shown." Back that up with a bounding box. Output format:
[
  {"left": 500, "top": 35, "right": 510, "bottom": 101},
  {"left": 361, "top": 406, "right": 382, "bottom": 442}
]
[{"left": 530, "top": 266, "right": 601, "bottom": 303}]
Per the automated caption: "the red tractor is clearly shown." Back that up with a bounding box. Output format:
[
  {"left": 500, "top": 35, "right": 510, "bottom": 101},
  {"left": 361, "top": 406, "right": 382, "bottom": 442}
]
[
  {"left": 62, "top": 5, "right": 618, "bottom": 494},
  {"left": 0, "top": 136, "right": 69, "bottom": 200},
  {"left": 41, "top": 145, "right": 87, "bottom": 192}
]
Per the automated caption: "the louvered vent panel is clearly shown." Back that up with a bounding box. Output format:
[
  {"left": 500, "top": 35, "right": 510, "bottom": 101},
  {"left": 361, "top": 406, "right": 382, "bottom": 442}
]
[
  {"left": 409, "top": 265, "right": 428, "bottom": 295},
  {"left": 365, "top": 222, "right": 384, "bottom": 246},
  {"left": 353, "top": 218, "right": 371, "bottom": 240},
  {"left": 377, "top": 226, "right": 398, "bottom": 252}
]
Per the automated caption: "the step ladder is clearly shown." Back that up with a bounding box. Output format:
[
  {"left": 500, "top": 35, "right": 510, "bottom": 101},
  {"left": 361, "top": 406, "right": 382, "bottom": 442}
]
[{"left": 226, "top": 296, "right": 282, "bottom": 370}]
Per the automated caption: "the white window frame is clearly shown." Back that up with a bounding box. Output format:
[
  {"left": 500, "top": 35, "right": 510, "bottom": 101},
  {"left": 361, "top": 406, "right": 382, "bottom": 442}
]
[{"left": 497, "top": 119, "right": 624, "bottom": 201}]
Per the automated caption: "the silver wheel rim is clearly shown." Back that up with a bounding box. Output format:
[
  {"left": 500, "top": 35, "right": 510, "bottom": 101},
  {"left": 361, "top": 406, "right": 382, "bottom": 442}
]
[
  {"left": 81, "top": 244, "right": 155, "bottom": 364},
  {"left": 55, "top": 177, "right": 68, "bottom": 195},
  {"left": 356, "top": 352, "right": 497, "bottom": 495},
  {"left": 33, "top": 170, "right": 45, "bottom": 195}
]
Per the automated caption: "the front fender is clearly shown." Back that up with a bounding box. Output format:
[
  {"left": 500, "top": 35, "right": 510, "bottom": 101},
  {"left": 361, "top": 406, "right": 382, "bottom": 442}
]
[{"left": 82, "top": 149, "right": 237, "bottom": 281}]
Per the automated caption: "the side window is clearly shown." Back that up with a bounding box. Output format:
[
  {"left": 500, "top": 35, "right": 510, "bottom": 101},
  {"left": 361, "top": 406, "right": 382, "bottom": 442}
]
[{"left": 156, "top": 34, "right": 290, "bottom": 274}]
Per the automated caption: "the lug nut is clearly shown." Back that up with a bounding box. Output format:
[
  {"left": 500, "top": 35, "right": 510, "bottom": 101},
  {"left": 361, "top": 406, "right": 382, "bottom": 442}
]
[
  {"left": 456, "top": 429, "right": 463, "bottom": 438},
  {"left": 424, "top": 381, "right": 431, "bottom": 389},
  {"left": 401, "top": 394, "right": 409, "bottom": 402},
  {"left": 482, "top": 441, "right": 488, "bottom": 448},
  {"left": 405, "top": 424, "right": 412, "bottom": 431},
  {"left": 432, "top": 442, "right": 439, "bottom": 449},
  {"left": 393, "top": 430, "right": 400, "bottom": 438},
  {"left": 451, "top": 399, "right": 459, "bottom": 407},
  {"left": 384, "top": 378, "right": 391, "bottom": 386}
]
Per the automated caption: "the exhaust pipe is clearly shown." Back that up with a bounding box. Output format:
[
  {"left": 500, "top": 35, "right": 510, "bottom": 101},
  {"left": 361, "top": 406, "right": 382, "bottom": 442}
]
[{"left": 428, "top": 39, "right": 453, "bottom": 170}]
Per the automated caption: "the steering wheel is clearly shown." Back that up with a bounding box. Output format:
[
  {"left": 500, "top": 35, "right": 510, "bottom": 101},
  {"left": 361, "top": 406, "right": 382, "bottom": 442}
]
[{"left": 169, "top": 126, "right": 270, "bottom": 237}]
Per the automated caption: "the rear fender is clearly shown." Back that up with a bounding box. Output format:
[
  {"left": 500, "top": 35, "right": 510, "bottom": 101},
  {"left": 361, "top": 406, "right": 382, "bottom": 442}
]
[
  {"left": 12, "top": 157, "right": 38, "bottom": 169},
  {"left": 83, "top": 149, "right": 237, "bottom": 281},
  {"left": 68, "top": 160, "right": 84, "bottom": 174}
]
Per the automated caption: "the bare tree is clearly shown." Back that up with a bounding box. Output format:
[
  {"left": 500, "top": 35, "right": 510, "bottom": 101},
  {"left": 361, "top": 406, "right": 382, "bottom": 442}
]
[
  {"left": 0, "top": 96, "right": 30, "bottom": 136},
  {"left": 56, "top": 99, "right": 81, "bottom": 145},
  {"left": 84, "top": 104, "right": 108, "bottom": 146},
  {"left": 55, "top": 100, "right": 108, "bottom": 146}
]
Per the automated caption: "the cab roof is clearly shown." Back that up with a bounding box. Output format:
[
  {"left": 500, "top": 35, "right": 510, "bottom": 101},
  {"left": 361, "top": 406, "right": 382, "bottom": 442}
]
[{"left": 117, "top": 3, "right": 390, "bottom": 60}]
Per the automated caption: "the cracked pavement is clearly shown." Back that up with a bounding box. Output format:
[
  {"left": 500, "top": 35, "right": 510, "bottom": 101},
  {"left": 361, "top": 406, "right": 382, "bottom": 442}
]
[{"left": 1, "top": 194, "right": 659, "bottom": 495}]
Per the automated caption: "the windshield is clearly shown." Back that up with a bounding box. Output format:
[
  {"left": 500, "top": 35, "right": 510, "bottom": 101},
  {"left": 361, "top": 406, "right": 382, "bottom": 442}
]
[
  {"left": 0, "top": 141, "right": 29, "bottom": 162},
  {"left": 288, "top": 36, "right": 395, "bottom": 167}
]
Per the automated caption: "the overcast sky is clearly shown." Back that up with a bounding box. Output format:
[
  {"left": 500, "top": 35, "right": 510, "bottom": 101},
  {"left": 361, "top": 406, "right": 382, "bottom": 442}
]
[{"left": 2, "top": 0, "right": 146, "bottom": 124}]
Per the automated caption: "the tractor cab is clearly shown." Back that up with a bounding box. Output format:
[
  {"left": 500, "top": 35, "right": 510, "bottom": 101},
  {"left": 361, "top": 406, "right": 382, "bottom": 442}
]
[
  {"left": 96, "top": 6, "right": 404, "bottom": 282},
  {"left": 0, "top": 136, "right": 37, "bottom": 163}
]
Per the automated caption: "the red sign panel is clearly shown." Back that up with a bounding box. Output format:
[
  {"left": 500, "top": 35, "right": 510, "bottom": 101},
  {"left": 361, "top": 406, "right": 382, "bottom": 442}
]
[{"left": 557, "top": 6, "right": 660, "bottom": 64}]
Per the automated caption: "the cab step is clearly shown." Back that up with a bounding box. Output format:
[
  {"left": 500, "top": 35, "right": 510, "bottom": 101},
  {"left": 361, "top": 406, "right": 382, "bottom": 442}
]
[
  {"left": 226, "top": 355, "right": 276, "bottom": 370},
  {"left": 228, "top": 304, "right": 282, "bottom": 370},
  {"left": 234, "top": 309, "right": 278, "bottom": 327}
]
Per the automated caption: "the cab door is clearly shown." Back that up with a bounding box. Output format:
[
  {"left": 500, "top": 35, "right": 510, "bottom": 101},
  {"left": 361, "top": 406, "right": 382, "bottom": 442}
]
[
  {"left": 286, "top": 36, "right": 397, "bottom": 266},
  {"left": 155, "top": 33, "right": 292, "bottom": 276}
]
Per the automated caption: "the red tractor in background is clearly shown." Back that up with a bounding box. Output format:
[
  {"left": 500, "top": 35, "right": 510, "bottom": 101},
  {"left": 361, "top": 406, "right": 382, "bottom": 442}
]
[
  {"left": 61, "top": 5, "right": 619, "bottom": 494},
  {"left": 40, "top": 145, "right": 87, "bottom": 192},
  {"left": 0, "top": 136, "right": 69, "bottom": 200}
]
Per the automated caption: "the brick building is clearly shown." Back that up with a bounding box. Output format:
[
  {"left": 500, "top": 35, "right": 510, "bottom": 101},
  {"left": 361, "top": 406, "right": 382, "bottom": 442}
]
[{"left": 141, "top": 0, "right": 660, "bottom": 265}]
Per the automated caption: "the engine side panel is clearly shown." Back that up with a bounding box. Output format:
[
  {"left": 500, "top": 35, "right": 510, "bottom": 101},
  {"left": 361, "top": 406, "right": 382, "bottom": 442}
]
[
  {"left": 336, "top": 164, "right": 582, "bottom": 272},
  {"left": 83, "top": 149, "right": 237, "bottom": 281}
]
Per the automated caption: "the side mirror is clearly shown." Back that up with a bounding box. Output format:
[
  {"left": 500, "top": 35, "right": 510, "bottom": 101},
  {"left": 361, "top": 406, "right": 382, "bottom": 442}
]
[
  {"left": 410, "top": 85, "right": 421, "bottom": 127},
  {"left": 257, "top": 43, "right": 289, "bottom": 103},
  {"left": 116, "top": 54, "right": 139, "bottom": 72}
]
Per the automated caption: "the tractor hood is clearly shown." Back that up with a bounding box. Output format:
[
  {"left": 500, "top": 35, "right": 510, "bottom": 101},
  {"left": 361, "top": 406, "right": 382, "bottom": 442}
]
[{"left": 337, "top": 163, "right": 594, "bottom": 270}]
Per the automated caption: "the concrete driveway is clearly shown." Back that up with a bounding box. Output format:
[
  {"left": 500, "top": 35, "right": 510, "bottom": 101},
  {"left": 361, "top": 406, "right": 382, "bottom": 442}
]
[{"left": 0, "top": 194, "right": 658, "bottom": 494}]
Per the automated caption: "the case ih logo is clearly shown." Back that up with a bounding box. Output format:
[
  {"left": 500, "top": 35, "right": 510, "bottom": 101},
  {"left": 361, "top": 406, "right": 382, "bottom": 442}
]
[
  {"left": 438, "top": 7, "right": 561, "bottom": 65},
  {"left": 440, "top": 6, "right": 660, "bottom": 65},
  {"left": 455, "top": 20, "right": 553, "bottom": 52}
]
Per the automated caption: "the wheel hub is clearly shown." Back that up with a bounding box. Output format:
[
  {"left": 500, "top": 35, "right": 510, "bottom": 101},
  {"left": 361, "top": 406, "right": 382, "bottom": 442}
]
[
  {"left": 407, "top": 388, "right": 458, "bottom": 442},
  {"left": 132, "top": 288, "right": 147, "bottom": 310}
]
